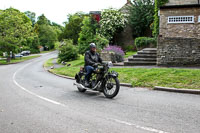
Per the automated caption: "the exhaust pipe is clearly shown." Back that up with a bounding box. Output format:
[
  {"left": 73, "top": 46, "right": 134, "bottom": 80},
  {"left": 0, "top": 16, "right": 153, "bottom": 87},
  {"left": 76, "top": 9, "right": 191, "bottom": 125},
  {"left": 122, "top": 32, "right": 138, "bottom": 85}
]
[
  {"left": 74, "top": 82, "right": 85, "bottom": 89},
  {"left": 74, "top": 81, "right": 101, "bottom": 90}
]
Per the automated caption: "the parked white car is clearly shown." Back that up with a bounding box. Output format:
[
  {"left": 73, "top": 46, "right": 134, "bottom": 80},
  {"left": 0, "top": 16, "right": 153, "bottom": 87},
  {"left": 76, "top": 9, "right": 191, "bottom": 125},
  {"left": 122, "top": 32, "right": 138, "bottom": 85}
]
[{"left": 21, "top": 51, "right": 31, "bottom": 56}]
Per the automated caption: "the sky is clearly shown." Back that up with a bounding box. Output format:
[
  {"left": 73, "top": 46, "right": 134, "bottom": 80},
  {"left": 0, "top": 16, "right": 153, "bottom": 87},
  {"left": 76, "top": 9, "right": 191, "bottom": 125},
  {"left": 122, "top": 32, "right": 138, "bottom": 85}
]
[{"left": 0, "top": 0, "right": 127, "bottom": 25}]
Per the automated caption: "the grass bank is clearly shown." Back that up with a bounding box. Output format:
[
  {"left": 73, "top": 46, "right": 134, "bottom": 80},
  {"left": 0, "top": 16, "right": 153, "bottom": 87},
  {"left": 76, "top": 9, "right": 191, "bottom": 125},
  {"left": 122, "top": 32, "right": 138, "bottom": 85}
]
[
  {"left": 0, "top": 55, "right": 41, "bottom": 65},
  {"left": 44, "top": 58, "right": 54, "bottom": 67},
  {"left": 46, "top": 56, "right": 200, "bottom": 90},
  {"left": 124, "top": 51, "right": 137, "bottom": 58}
]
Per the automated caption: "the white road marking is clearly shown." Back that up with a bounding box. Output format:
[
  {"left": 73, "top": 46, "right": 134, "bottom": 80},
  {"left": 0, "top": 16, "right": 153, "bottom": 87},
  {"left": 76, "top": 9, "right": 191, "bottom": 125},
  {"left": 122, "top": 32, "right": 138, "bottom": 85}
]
[
  {"left": 109, "top": 118, "right": 169, "bottom": 133},
  {"left": 13, "top": 61, "right": 65, "bottom": 107},
  {"left": 12, "top": 57, "right": 169, "bottom": 133}
]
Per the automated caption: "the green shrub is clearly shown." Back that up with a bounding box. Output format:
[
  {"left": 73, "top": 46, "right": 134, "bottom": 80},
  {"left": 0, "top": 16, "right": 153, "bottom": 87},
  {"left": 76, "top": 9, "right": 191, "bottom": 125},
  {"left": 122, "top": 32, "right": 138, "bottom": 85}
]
[
  {"left": 58, "top": 39, "right": 79, "bottom": 62},
  {"left": 0, "top": 51, "right": 3, "bottom": 57},
  {"left": 135, "top": 37, "right": 157, "bottom": 49},
  {"left": 30, "top": 48, "right": 40, "bottom": 54},
  {"left": 54, "top": 41, "right": 60, "bottom": 50},
  {"left": 123, "top": 45, "right": 135, "bottom": 52},
  {"left": 94, "top": 34, "right": 109, "bottom": 50}
]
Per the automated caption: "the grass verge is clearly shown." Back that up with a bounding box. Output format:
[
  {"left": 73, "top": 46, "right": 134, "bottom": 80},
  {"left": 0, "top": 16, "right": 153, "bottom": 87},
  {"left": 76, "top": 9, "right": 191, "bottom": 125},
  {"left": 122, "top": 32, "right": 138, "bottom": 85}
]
[
  {"left": 46, "top": 57, "right": 200, "bottom": 90},
  {"left": 0, "top": 55, "right": 41, "bottom": 65},
  {"left": 44, "top": 58, "right": 54, "bottom": 67}
]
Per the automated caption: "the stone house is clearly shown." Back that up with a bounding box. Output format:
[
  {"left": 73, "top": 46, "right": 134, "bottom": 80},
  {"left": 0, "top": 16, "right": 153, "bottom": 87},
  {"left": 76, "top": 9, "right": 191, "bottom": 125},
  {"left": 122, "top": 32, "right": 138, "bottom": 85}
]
[
  {"left": 157, "top": 0, "right": 200, "bottom": 66},
  {"left": 115, "top": 0, "right": 134, "bottom": 48}
]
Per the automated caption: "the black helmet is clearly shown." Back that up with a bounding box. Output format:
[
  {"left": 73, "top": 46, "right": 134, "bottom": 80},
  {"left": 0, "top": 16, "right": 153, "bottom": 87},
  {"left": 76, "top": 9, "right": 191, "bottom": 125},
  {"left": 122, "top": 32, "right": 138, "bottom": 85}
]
[{"left": 90, "top": 43, "right": 96, "bottom": 48}]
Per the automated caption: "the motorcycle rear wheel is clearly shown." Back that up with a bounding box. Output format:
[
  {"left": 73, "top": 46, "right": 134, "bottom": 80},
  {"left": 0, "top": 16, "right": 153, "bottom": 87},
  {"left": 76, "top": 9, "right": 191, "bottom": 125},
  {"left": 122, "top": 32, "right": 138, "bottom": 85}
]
[{"left": 103, "top": 77, "right": 120, "bottom": 98}]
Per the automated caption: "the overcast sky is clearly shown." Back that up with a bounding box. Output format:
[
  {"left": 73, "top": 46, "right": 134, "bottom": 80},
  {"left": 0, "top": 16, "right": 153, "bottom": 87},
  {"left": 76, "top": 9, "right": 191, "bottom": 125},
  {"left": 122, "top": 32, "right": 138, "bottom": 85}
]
[{"left": 0, "top": 0, "right": 127, "bottom": 25}]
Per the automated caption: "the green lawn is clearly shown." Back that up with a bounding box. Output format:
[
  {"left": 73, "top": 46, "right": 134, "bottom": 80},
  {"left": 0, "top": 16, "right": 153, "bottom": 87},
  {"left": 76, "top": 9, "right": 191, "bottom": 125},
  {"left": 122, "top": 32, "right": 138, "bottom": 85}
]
[
  {"left": 44, "top": 58, "right": 54, "bottom": 67},
  {"left": 0, "top": 55, "right": 41, "bottom": 65},
  {"left": 124, "top": 51, "right": 137, "bottom": 58},
  {"left": 46, "top": 57, "right": 200, "bottom": 90}
]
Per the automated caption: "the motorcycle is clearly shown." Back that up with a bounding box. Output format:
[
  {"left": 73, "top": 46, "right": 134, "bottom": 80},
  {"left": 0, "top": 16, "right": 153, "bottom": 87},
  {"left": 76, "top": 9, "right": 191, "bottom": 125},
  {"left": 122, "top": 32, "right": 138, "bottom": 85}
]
[{"left": 74, "top": 62, "right": 120, "bottom": 98}]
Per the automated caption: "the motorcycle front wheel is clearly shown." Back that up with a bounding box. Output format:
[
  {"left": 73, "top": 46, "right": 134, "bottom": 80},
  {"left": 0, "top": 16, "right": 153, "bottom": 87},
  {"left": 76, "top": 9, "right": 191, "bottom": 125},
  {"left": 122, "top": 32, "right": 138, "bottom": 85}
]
[{"left": 103, "top": 77, "right": 120, "bottom": 98}]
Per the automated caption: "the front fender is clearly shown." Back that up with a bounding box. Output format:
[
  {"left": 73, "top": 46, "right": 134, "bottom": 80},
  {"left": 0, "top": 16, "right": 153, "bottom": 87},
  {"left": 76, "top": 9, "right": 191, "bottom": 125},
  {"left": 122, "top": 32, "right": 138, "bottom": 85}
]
[{"left": 108, "top": 71, "right": 118, "bottom": 78}]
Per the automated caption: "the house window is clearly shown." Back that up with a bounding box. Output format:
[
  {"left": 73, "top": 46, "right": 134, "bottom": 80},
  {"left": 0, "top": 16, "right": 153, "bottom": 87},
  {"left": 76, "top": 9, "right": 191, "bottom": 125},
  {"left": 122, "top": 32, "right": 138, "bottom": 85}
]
[
  {"left": 198, "top": 16, "right": 200, "bottom": 22},
  {"left": 168, "top": 16, "right": 194, "bottom": 23}
]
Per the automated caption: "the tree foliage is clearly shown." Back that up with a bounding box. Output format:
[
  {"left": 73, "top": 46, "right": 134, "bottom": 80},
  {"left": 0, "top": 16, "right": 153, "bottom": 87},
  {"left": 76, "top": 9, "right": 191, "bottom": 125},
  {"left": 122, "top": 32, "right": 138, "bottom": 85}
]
[
  {"left": 37, "top": 14, "right": 51, "bottom": 25},
  {"left": 24, "top": 11, "right": 36, "bottom": 26},
  {"left": 129, "top": 0, "right": 154, "bottom": 37},
  {"left": 38, "top": 24, "right": 57, "bottom": 49},
  {"left": 36, "top": 14, "right": 63, "bottom": 50},
  {"left": 60, "top": 12, "right": 85, "bottom": 44},
  {"left": 0, "top": 8, "right": 32, "bottom": 59},
  {"left": 78, "top": 16, "right": 108, "bottom": 54},
  {"left": 99, "top": 8, "right": 128, "bottom": 41}
]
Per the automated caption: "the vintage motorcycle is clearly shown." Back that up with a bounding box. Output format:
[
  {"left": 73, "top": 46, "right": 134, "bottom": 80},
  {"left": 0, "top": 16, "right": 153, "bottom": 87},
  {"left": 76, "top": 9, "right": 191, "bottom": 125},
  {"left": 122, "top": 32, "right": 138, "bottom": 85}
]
[{"left": 74, "top": 62, "right": 120, "bottom": 98}]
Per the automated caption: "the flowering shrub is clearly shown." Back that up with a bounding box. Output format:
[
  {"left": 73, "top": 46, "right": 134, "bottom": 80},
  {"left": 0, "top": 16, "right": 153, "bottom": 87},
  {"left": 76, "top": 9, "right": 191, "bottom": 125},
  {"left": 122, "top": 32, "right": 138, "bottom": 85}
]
[
  {"left": 103, "top": 45, "right": 125, "bottom": 56},
  {"left": 103, "top": 45, "right": 125, "bottom": 62},
  {"left": 99, "top": 8, "right": 128, "bottom": 41}
]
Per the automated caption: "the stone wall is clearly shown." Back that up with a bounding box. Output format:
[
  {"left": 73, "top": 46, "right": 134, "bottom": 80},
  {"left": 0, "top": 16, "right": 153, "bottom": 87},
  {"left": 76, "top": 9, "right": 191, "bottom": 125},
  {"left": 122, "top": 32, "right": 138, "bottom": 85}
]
[
  {"left": 166, "top": 0, "right": 198, "bottom": 5},
  {"left": 159, "top": 7, "right": 200, "bottom": 38},
  {"left": 157, "top": 37, "right": 200, "bottom": 66}
]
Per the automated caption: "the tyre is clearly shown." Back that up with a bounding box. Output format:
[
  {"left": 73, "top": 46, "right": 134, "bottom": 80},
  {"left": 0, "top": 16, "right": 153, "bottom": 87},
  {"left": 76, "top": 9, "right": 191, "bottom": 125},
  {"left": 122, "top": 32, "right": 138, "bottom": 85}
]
[
  {"left": 103, "top": 77, "right": 120, "bottom": 98},
  {"left": 75, "top": 73, "right": 86, "bottom": 93}
]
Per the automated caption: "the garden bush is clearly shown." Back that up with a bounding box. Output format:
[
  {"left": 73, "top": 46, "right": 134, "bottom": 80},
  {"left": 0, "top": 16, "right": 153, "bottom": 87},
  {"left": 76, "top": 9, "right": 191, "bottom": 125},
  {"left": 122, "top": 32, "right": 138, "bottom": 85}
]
[
  {"left": 103, "top": 45, "right": 125, "bottom": 62},
  {"left": 58, "top": 39, "right": 79, "bottom": 62},
  {"left": 94, "top": 34, "right": 109, "bottom": 50},
  {"left": 135, "top": 37, "right": 157, "bottom": 50},
  {"left": 123, "top": 45, "right": 135, "bottom": 52}
]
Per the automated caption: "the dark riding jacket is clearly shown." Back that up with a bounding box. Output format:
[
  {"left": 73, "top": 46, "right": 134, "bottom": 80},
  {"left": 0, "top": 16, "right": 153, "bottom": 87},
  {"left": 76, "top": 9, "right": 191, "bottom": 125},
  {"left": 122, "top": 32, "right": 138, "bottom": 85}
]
[{"left": 84, "top": 50, "right": 102, "bottom": 66}]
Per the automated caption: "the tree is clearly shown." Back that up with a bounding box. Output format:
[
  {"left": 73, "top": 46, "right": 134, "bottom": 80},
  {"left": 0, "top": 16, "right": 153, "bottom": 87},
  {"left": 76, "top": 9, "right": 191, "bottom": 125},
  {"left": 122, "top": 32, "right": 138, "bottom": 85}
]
[
  {"left": 129, "top": 0, "right": 154, "bottom": 37},
  {"left": 78, "top": 16, "right": 108, "bottom": 54},
  {"left": 38, "top": 24, "right": 57, "bottom": 49},
  {"left": 37, "top": 14, "right": 51, "bottom": 25},
  {"left": 99, "top": 8, "right": 128, "bottom": 41},
  {"left": 60, "top": 12, "right": 85, "bottom": 44},
  {"left": 51, "top": 22, "right": 64, "bottom": 42},
  {"left": 0, "top": 8, "right": 32, "bottom": 62},
  {"left": 24, "top": 11, "right": 36, "bottom": 26},
  {"left": 78, "top": 16, "right": 95, "bottom": 54}
]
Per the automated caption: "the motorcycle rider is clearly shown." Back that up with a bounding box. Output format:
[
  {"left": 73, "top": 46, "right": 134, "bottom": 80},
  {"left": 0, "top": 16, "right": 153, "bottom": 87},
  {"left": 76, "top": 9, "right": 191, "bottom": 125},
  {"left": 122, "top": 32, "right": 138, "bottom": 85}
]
[{"left": 84, "top": 43, "right": 102, "bottom": 87}]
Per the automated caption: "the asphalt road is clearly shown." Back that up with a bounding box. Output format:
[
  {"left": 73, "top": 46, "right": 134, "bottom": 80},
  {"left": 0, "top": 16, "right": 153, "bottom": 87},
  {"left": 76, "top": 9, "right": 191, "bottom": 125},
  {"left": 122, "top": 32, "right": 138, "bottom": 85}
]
[{"left": 0, "top": 52, "right": 200, "bottom": 133}]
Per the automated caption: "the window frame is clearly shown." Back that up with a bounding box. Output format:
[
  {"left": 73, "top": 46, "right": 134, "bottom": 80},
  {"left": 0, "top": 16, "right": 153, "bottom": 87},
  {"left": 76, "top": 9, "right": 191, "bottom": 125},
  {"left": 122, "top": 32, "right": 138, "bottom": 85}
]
[{"left": 168, "top": 16, "right": 195, "bottom": 24}]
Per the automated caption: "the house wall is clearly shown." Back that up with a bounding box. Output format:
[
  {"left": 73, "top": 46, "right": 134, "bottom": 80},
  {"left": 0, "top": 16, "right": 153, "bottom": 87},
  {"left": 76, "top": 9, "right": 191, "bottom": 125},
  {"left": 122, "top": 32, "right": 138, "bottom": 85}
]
[
  {"left": 157, "top": 6, "right": 200, "bottom": 66},
  {"left": 157, "top": 37, "right": 200, "bottom": 66},
  {"left": 159, "top": 7, "right": 200, "bottom": 38},
  {"left": 166, "top": 0, "right": 198, "bottom": 5}
]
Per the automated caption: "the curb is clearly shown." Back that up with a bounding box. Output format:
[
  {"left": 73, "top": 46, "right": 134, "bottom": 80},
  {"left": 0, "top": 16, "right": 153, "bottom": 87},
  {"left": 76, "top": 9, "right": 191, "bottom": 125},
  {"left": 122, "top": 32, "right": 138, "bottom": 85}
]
[
  {"left": 43, "top": 65, "right": 133, "bottom": 88},
  {"left": 154, "top": 86, "right": 200, "bottom": 95},
  {"left": 43, "top": 65, "right": 75, "bottom": 80}
]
